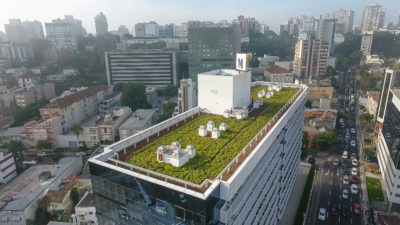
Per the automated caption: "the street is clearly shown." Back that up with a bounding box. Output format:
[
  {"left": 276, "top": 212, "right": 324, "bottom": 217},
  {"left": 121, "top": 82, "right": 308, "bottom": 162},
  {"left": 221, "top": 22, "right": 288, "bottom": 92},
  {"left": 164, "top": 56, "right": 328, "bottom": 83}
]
[{"left": 305, "top": 70, "right": 363, "bottom": 225}]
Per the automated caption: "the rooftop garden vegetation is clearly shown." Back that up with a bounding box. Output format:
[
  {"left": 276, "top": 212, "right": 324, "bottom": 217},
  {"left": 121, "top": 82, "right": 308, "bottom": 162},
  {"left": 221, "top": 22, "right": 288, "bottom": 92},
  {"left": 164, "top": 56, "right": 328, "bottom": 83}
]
[{"left": 127, "top": 87, "right": 298, "bottom": 184}]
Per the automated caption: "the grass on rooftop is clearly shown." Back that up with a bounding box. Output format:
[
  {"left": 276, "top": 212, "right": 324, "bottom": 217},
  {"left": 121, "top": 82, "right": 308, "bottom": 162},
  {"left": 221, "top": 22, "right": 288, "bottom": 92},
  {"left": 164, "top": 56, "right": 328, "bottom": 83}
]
[
  {"left": 127, "top": 87, "right": 298, "bottom": 184},
  {"left": 366, "top": 176, "right": 384, "bottom": 202}
]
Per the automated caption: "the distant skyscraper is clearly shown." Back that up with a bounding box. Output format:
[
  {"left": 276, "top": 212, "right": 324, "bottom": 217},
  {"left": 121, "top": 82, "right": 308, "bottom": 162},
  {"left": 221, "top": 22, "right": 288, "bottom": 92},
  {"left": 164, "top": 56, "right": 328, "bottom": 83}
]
[
  {"left": 298, "top": 15, "right": 316, "bottom": 32},
  {"left": 361, "top": 4, "right": 386, "bottom": 33},
  {"left": 188, "top": 27, "right": 241, "bottom": 80},
  {"left": 4, "top": 19, "right": 26, "bottom": 43},
  {"left": 293, "top": 37, "right": 329, "bottom": 79},
  {"left": 280, "top": 18, "right": 299, "bottom": 35},
  {"left": 45, "top": 15, "right": 85, "bottom": 50},
  {"left": 95, "top": 12, "right": 108, "bottom": 36},
  {"left": 135, "top": 22, "right": 159, "bottom": 37},
  {"left": 164, "top": 24, "right": 175, "bottom": 37},
  {"left": 333, "top": 9, "right": 354, "bottom": 35},
  {"left": 174, "top": 23, "right": 188, "bottom": 37},
  {"left": 360, "top": 31, "right": 374, "bottom": 56},
  {"left": 118, "top": 25, "right": 130, "bottom": 36},
  {"left": 317, "top": 18, "right": 336, "bottom": 55},
  {"left": 22, "top": 20, "right": 45, "bottom": 40},
  {"left": 236, "top": 15, "right": 249, "bottom": 37}
]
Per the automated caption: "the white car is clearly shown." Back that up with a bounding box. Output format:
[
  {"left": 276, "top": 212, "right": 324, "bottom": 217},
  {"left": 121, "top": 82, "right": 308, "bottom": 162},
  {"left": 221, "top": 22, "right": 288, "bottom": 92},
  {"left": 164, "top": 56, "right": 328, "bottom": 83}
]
[
  {"left": 352, "top": 167, "right": 358, "bottom": 176},
  {"left": 351, "top": 184, "right": 358, "bottom": 194},
  {"left": 352, "top": 159, "right": 358, "bottom": 167},
  {"left": 351, "top": 128, "right": 356, "bottom": 134},
  {"left": 333, "top": 159, "right": 339, "bottom": 166},
  {"left": 342, "top": 189, "right": 349, "bottom": 199},
  {"left": 345, "top": 134, "right": 350, "bottom": 140},
  {"left": 343, "top": 175, "right": 350, "bottom": 184},
  {"left": 340, "top": 118, "right": 344, "bottom": 123},
  {"left": 350, "top": 140, "right": 356, "bottom": 147},
  {"left": 343, "top": 151, "right": 349, "bottom": 159},
  {"left": 318, "top": 208, "right": 327, "bottom": 221}
]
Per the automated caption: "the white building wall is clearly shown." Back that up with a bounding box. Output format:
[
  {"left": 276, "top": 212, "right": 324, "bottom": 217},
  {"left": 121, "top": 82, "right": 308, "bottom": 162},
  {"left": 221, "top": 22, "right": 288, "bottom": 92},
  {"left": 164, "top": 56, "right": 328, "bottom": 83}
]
[{"left": 0, "top": 152, "right": 17, "bottom": 184}]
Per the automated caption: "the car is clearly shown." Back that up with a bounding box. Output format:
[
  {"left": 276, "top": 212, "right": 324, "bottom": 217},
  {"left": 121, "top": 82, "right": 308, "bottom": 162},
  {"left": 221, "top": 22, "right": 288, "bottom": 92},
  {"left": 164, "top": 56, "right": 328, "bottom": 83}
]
[
  {"left": 333, "top": 159, "right": 339, "bottom": 166},
  {"left": 351, "top": 152, "right": 357, "bottom": 159},
  {"left": 351, "top": 128, "right": 356, "bottom": 134},
  {"left": 352, "top": 167, "right": 358, "bottom": 176},
  {"left": 342, "top": 189, "right": 349, "bottom": 199},
  {"left": 318, "top": 208, "right": 327, "bottom": 220},
  {"left": 352, "top": 175, "right": 359, "bottom": 184},
  {"left": 346, "top": 107, "right": 349, "bottom": 112},
  {"left": 343, "top": 160, "right": 350, "bottom": 168},
  {"left": 345, "top": 133, "right": 350, "bottom": 140},
  {"left": 340, "top": 118, "right": 344, "bottom": 123},
  {"left": 343, "top": 175, "right": 350, "bottom": 184},
  {"left": 352, "top": 159, "right": 358, "bottom": 167},
  {"left": 341, "top": 204, "right": 349, "bottom": 217},
  {"left": 342, "top": 151, "right": 349, "bottom": 159},
  {"left": 331, "top": 204, "right": 339, "bottom": 216},
  {"left": 351, "top": 106, "right": 355, "bottom": 111},
  {"left": 308, "top": 157, "right": 316, "bottom": 164},
  {"left": 353, "top": 203, "right": 361, "bottom": 215},
  {"left": 350, "top": 140, "right": 356, "bottom": 147},
  {"left": 344, "top": 167, "right": 350, "bottom": 175},
  {"left": 351, "top": 184, "right": 358, "bottom": 194},
  {"left": 343, "top": 146, "right": 349, "bottom": 152}
]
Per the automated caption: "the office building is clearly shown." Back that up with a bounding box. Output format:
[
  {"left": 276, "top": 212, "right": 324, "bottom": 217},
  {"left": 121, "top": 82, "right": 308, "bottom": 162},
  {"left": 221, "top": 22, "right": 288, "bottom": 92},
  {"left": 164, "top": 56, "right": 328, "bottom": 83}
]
[
  {"left": 17, "top": 72, "right": 40, "bottom": 89},
  {"left": 118, "top": 109, "right": 157, "bottom": 140},
  {"left": 177, "top": 79, "right": 197, "bottom": 113},
  {"left": 317, "top": 18, "right": 336, "bottom": 55},
  {"left": 95, "top": 12, "right": 108, "bottom": 36},
  {"left": 135, "top": 22, "right": 159, "bottom": 37},
  {"left": 298, "top": 15, "right": 316, "bottom": 32},
  {"left": 333, "top": 9, "right": 355, "bottom": 35},
  {"left": 0, "top": 43, "right": 33, "bottom": 62},
  {"left": 280, "top": 18, "right": 299, "bottom": 35},
  {"left": 45, "top": 15, "right": 85, "bottom": 50},
  {"left": 293, "top": 38, "right": 329, "bottom": 79},
  {"left": 118, "top": 25, "right": 130, "bottom": 36},
  {"left": 89, "top": 67, "right": 308, "bottom": 225},
  {"left": 95, "top": 34, "right": 120, "bottom": 51},
  {"left": 105, "top": 50, "right": 179, "bottom": 87},
  {"left": 174, "top": 23, "right": 188, "bottom": 37},
  {"left": 188, "top": 27, "right": 241, "bottom": 80},
  {"left": 361, "top": 31, "right": 374, "bottom": 56},
  {"left": 0, "top": 150, "right": 17, "bottom": 185},
  {"left": 0, "top": 157, "right": 82, "bottom": 225},
  {"left": 376, "top": 69, "right": 400, "bottom": 204},
  {"left": 361, "top": 4, "right": 386, "bottom": 33},
  {"left": 164, "top": 24, "right": 175, "bottom": 37},
  {"left": 72, "top": 192, "right": 99, "bottom": 225},
  {"left": 4, "top": 19, "right": 26, "bottom": 43},
  {"left": 22, "top": 20, "right": 45, "bottom": 40}
]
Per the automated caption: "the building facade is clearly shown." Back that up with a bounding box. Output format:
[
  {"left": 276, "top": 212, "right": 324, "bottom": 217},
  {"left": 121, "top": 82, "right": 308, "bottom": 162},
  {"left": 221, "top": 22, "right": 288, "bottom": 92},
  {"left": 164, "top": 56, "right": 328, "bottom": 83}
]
[
  {"left": 118, "top": 109, "right": 157, "bottom": 140},
  {"left": 177, "top": 79, "right": 197, "bottom": 114},
  {"left": 0, "top": 43, "right": 33, "bottom": 62},
  {"left": 45, "top": 15, "right": 85, "bottom": 51},
  {"left": 317, "top": 18, "right": 336, "bottom": 55},
  {"left": 333, "top": 9, "right": 355, "bottom": 35},
  {"left": 0, "top": 151, "right": 17, "bottom": 185},
  {"left": 14, "top": 83, "right": 56, "bottom": 107},
  {"left": 361, "top": 31, "right": 374, "bottom": 56},
  {"left": 105, "top": 50, "right": 179, "bottom": 87},
  {"left": 89, "top": 69, "right": 308, "bottom": 224},
  {"left": 376, "top": 69, "right": 400, "bottom": 204},
  {"left": 95, "top": 12, "right": 108, "bottom": 36},
  {"left": 264, "top": 65, "right": 295, "bottom": 83},
  {"left": 188, "top": 27, "right": 241, "bottom": 80},
  {"left": 4, "top": 19, "right": 26, "bottom": 43},
  {"left": 361, "top": 4, "right": 386, "bottom": 33},
  {"left": 72, "top": 192, "right": 98, "bottom": 225},
  {"left": 293, "top": 38, "right": 329, "bottom": 79}
]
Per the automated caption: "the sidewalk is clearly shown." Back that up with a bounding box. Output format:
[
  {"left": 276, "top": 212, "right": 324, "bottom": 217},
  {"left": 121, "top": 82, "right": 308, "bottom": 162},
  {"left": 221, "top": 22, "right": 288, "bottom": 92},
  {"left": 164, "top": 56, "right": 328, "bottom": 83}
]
[{"left": 278, "top": 164, "right": 311, "bottom": 225}]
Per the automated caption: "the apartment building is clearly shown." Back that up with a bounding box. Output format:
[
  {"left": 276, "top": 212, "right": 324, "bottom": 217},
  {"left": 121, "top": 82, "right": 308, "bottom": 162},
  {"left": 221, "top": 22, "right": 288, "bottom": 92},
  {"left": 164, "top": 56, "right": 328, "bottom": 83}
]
[
  {"left": 361, "top": 31, "right": 374, "bottom": 56},
  {"left": 0, "top": 43, "right": 33, "bottom": 62},
  {"left": 45, "top": 15, "right": 85, "bottom": 51},
  {"left": 264, "top": 65, "right": 295, "bottom": 83},
  {"left": 0, "top": 150, "right": 17, "bottom": 185},
  {"left": 177, "top": 79, "right": 197, "bottom": 114},
  {"left": 17, "top": 72, "right": 40, "bottom": 89},
  {"left": 293, "top": 38, "right": 329, "bottom": 79},
  {"left": 174, "top": 23, "right": 188, "bottom": 37},
  {"left": 72, "top": 192, "right": 98, "bottom": 225},
  {"left": 361, "top": 4, "right": 386, "bottom": 33},
  {"left": 89, "top": 68, "right": 308, "bottom": 225},
  {"left": 366, "top": 91, "right": 380, "bottom": 118},
  {"left": 14, "top": 83, "right": 56, "bottom": 107},
  {"left": 118, "top": 109, "right": 157, "bottom": 140},
  {"left": 94, "top": 12, "right": 108, "bottom": 36}
]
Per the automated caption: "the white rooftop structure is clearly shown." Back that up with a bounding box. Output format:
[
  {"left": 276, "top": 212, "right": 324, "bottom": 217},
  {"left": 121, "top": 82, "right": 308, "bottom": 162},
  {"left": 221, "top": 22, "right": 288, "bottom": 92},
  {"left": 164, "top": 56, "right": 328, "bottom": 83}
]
[{"left": 156, "top": 142, "right": 196, "bottom": 167}]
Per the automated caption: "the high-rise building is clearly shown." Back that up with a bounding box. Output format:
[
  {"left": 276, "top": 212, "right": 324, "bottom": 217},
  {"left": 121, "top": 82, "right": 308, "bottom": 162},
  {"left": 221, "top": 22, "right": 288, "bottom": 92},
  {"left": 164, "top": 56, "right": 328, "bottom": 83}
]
[
  {"left": 105, "top": 50, "right": 179, "bottom": 87},
  {"left": 280, "top": 18, "right": 299, "bottom": 35},
  {"left": 188, "top": 27, "right": 241, "bottom": 80},
  {"left": 4, "top": 19, "right": 26, "bottom": 43},
  {"left": 135, "top": 22, "right": 159, "bottom": 37},
  {"left": 333, "top": 9, "right": 355, "bottom": 35},
  {"left": 88, "top": 67, "right": 308, "bottom": 225},
  {"left": 236, "top": 15, "right": 249, "bottom": 37},
  {"left": 293, "top": 38, "right": 329, "bottom": 79},
  {"left": 22, "top": 20, "right": 45, "bottom": 40},
  {"left": 361, "top": 4, "right": 386, "bottom": 33},
  {"left": 298, "top": 15, "right": 316, "bottom": 32},
  {"left": 118, "top": 25, "right": 130, "bottom": 36},
  {"left": 45, "top": 15, "right": 85, "bottom": 50},
  {"left": 164, "top": 23, "right": 175, "bottom": 37},
  {"left": 95, "top": 12, "right": 108, "bottom": 36},
  {"left": 174, "top": 23, "right": 188, "bottom": 37},
  {"left": 375, "top": 69, "right": 400, "bottom": 204},
  {"left": 0, "top": 42, "right": 34, "bottom": 62},
  {"left": 360, "top": 31, "right": 374, "bottom": 56},
  {"left": 177, "top": 79, "right": 197, "bottom": 113},
  {"left": 317, "top": 18, "right": 336, "bottom": 55}
]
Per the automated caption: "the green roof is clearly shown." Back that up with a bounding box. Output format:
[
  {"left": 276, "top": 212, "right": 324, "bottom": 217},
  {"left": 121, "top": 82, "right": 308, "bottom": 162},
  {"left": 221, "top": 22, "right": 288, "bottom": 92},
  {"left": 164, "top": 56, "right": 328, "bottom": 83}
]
[{"left": 127, "top": 87, "right": 298, "bottom": 184}]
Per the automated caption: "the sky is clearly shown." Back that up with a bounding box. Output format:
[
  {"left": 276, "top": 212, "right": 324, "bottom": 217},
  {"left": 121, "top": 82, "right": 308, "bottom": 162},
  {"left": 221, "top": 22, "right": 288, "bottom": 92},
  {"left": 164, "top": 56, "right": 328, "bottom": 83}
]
[{"left": 0, "top": 0, "right": 399, "bottom": 34}]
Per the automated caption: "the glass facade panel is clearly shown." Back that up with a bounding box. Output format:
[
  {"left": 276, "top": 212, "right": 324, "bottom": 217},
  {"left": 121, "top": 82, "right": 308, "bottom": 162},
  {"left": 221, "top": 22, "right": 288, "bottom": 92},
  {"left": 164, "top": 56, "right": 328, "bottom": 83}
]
[{"left": 382, "top": 92, "right": 400, "bottom": 169}]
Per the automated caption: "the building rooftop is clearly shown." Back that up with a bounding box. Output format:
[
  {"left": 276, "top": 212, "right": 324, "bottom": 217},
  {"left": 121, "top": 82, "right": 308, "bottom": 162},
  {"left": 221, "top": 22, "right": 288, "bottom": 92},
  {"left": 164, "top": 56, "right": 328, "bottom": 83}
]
[
  {"left": 0, "top": 157, "right": 79, "bottom": 211},
  {"left": 392, "top": 89, "right": 400, "bottom": 100},
  {"left": 200, "top": 69, "right": 244, "bottom": 77},
  {"left": 265, "top": 65, "right": 291, "bottom": 74},
  {"left": 44, "top": 85, "right": 108, "bottom": 109},
  {"left": 119, "top": 109, "right": 155, "bottom": 130},
  {"left": 81, "top": 107, "right": 131, "bottom": 127}
]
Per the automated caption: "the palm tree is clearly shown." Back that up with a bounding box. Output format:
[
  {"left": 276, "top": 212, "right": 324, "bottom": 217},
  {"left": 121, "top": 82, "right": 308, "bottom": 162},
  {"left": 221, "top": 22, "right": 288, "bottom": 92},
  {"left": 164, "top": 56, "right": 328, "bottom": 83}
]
[{"left": 70, "top": 124, "right": 83, "bottom": 147}]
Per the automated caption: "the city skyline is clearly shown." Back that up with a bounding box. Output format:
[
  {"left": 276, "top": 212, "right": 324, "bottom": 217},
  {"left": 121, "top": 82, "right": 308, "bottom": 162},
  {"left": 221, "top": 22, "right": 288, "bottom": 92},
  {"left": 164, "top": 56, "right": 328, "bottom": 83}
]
[{"left": 1, "top": 0, "right": 399, "bottom": 35}]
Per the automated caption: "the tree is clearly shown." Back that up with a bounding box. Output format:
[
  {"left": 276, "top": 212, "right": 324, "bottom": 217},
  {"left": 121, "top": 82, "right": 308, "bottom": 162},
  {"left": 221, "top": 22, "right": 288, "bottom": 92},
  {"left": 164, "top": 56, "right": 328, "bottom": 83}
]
[
  {"left": 250, "top": 56, "right": 260, "bottom": 68},
  {"left": 305, "top": 100, "right": 312, "bottom": 108},
  {"left": 4, "top": 140, "right": 26, "bottom": 173},
  {"left": 52, "top": 152, "right": 64, "bottom": 163},
  {"left": 314, "top": 132, "right": 337, "bottom": 150},
  {"left": 302, "top": 131, "right": 309, "bottom": 148},
  {"left": 70, "top": 187, "right": 80, "bottom": 206},
  {"left": 70, "top": 124, "right": 83, "bottom": 146},
  {"left": 162, "top": 84, "right": 178, "bottom": 99},
  {"left": 158, "top": 101, "right": 177, "bottom": 122},
  {"left": 364, "top": 114, "right": 374, "bottom": 125},
  {"left": 36, "top": 139, "right": 53, "bottom": 150},
  {"left": 120, "top": 82, "right": 150, "bottom": 110},
  {"left": 11, "top": 99, "right": 48, "bottom": 127},
  {"left": 5, "top": 77, "right": 18, "bottom": 89},
  {"left": 35, "top": 196, "right": 51, "bottom": 225},
  {"left": 29, "top": 38, "right": 51, "bottom": 65}
]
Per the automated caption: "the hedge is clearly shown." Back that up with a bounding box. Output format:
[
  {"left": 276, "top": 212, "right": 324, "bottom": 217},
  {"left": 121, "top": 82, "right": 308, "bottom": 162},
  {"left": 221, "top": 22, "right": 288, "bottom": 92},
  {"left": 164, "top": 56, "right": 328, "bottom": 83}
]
[{"left": 294, "top": 164, "right": 317, "bottom": 225}]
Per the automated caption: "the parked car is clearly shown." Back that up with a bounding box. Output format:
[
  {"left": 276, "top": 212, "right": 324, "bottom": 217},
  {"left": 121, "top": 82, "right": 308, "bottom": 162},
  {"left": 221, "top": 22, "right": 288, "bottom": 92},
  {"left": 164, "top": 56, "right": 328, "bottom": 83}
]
[
  {"left": 343, "top": 175, "right": 350, "bottom": 184},
  {"left": 353, "top": 203, "right": 361, "bottom": 215},
  {"left": 331, "top": 204, "right": 338, "bottom": 216},
  {"left": 350, "top": 140, "right": 356, "bottom": 147},
  {"left": 351, "top": 153, "right": 357, "bottom": 159},
  {"left": 344, "top": 167, "right": 350, "bottom": 175},
  {"left": 341, "top": 204, "right": 349, "bottom": 217},
  {"left": 343, "top": 160, "right": 350, "bottom": 168},
  {"left": 351, "top": 128, "right": 356, "bottom": 134},
  {"left": 352, "top": 175, "right": 359, "bottom": 184},
  {"left": 352, "top": 168, "right": 358, "bottom": 176},
  {"left": 318, "top": 208, "right": 327, "bottom": 220},
  {"left": 351, "top": 184, "right": 358, "bottom": 194},
  {"left": 343, "top": 151, "right": 349, "bottom": 159},
  {"left": 352, "top": 159, "right": 358, "bottom": 167},
  {"left": 342, "top": 189, "right": 349, "bottom": 199},
  {"left": 333, "top": 159, "right": 339, "bottom": 166}
]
